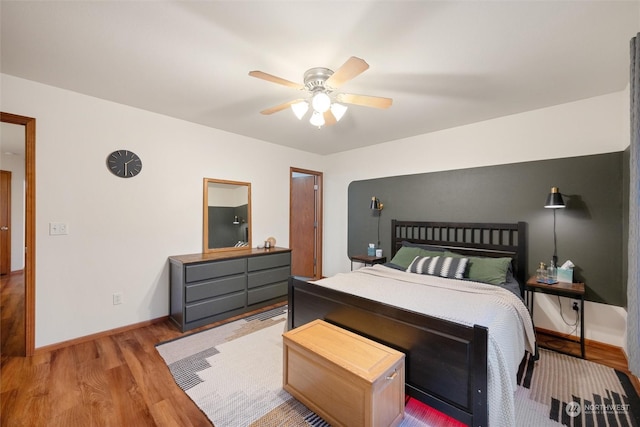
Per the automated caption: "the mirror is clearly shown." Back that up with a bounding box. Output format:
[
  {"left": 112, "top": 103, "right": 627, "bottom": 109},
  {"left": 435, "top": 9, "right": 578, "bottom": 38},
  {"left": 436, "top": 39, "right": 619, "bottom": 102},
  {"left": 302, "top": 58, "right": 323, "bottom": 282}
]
[{"left": 203, "top": 178, "right": 251, "bottom": 253}]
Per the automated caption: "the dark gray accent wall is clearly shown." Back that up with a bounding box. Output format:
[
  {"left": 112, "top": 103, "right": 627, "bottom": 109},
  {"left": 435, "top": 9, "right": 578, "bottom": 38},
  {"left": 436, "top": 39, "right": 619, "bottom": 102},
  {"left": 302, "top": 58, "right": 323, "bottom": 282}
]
[
  {"left": 208, "top": 204, "right": 249, "bottom": 247},
  {"left": 348, "top": 152, "right": 626, "bottom": 306}
]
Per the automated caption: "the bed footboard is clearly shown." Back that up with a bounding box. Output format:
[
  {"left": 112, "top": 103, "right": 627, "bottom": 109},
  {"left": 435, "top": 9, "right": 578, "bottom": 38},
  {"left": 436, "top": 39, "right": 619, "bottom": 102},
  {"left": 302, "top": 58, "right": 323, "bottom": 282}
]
[{"left": 287, "top": 276, "right": 488, "bottom": 427}]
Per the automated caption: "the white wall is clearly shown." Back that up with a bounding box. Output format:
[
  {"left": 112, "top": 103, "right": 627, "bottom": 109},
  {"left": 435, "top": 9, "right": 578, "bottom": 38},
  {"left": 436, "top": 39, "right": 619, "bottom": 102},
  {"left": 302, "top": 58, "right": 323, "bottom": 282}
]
[
  {"left": 323, "top": 91, "right": 628, "bottom": 347},
  {"left": 1, "top": 74, "right": 323, "bottom": 348}
]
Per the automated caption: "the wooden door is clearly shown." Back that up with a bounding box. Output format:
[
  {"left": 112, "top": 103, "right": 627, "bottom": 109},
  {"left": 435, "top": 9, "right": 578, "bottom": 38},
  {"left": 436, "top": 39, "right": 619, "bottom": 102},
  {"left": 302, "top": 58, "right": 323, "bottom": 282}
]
[
  {"left": 290, "top": 168, "right": 322, "bottom": 279},
  {"left": 0, "top": 170, "right": 11, "bottom": 275}
]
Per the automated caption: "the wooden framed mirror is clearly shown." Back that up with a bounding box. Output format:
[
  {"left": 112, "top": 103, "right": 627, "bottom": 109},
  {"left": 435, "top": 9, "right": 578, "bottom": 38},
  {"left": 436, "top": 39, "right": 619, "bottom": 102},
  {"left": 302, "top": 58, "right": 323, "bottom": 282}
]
[{"left": 203, "top": 178, "right": 251, "bottom": 253}]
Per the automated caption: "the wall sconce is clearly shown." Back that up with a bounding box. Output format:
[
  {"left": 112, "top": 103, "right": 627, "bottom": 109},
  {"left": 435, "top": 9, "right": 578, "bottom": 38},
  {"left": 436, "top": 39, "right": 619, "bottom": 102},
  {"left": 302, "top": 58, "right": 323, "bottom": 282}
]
[
  {"left": 370, "top": 197, "right": 383, "bottom": 248},
  {"left": 544, "top": 187, "right": 566, "bottom": 209},
  {"left": 233, "top": 215, "right": 242, "bottom": 225},
  {"left": 544, "top": 186, "right": 565, "bottom": 268},
  {"left": 370, "top": 197, "right": 383, "bottom": 211}
]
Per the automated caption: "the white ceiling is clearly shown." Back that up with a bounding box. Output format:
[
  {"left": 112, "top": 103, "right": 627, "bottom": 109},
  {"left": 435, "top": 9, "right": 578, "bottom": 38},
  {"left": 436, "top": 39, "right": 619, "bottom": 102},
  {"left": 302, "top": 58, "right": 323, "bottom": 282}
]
[{"left": 1, "top": 1, "right": 638, "bottom": 155}]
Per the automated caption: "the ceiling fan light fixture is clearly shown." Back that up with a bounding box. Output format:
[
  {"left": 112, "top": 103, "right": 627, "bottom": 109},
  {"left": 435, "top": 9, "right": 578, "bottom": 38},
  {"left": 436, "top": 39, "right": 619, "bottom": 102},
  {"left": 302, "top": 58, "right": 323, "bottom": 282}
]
[
  {"left": 311, "top": 91, "right": 331, "bottom": 113},
  {"left": 309, "top": 111, "right": 325, "bottom": 127},
  {"left": 291, "top": 101, "right": 309, "bottom": 120},
  {"left": 330, "top": 103, "right": 348, "bottom": 122},
  {"left": 249, "top": 57, "right": 393, "bottom": 129}
]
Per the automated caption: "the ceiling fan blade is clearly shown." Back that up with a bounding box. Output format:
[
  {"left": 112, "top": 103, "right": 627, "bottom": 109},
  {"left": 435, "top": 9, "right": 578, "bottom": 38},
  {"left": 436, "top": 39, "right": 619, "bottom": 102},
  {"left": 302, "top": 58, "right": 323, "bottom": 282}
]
[
  {"left": 249, "top": 71, "right": 304, "bottom": 90},
  {"left": 260, "top": 99, "right": 304, "bottom": 115},
  {"left": 325, "top": 57, "right": 369, "bottom": 89},
  {"left": 323, "top": 110, "right": 337, "bottom": 126},
  {"left": 337, "top": 93, "right": 393, "bottom": 109}
]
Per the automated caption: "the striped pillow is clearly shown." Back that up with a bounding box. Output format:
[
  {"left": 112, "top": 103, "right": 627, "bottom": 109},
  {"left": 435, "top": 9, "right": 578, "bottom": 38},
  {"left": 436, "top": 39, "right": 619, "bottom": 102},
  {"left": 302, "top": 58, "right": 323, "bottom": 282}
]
[{"left": 406, "top": 255, "right": 468, "bottom": 279}]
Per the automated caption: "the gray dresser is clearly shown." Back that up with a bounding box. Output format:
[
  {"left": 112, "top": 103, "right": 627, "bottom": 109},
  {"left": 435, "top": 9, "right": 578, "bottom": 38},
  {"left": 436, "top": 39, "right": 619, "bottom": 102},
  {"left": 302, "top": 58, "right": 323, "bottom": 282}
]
[{"left": 169, "top": 247, "right": 291, "bottom": 331}]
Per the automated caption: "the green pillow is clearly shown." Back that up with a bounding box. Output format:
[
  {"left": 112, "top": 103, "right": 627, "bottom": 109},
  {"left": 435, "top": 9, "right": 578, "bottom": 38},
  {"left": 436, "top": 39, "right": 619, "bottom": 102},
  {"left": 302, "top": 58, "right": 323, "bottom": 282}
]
[
  {"left": 444, "top": 251, "right": 512, "bottom": 285},
  {"left": 390, "top": 246, "right": 445, "bottom": 269}
]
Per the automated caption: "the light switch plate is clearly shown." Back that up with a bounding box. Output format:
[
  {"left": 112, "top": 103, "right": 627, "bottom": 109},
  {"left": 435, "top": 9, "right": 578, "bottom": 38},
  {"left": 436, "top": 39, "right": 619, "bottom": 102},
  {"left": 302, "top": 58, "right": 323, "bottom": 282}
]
[{"left": 49, "top": 222, "right": 68, "bottom": 235}]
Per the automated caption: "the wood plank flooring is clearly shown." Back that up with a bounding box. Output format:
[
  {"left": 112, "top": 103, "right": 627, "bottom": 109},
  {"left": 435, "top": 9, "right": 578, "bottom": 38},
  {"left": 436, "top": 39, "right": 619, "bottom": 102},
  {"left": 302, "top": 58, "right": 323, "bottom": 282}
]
[
  {"left": 2, "top": 271, "right": 639, "bottom": 426},
  {"left": 535, "top": 328, "right": 631, "bottom": 373},
  {"left": 0, "top": 271, "right": 25, "bottom": 357}
]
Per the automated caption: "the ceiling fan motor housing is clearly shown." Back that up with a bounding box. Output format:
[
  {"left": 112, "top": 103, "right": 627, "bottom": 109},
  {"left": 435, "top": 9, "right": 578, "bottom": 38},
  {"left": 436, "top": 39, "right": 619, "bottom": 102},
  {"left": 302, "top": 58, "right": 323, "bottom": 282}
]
[{"left": 304, "top": 67, "right": 334, "bottom": 92}]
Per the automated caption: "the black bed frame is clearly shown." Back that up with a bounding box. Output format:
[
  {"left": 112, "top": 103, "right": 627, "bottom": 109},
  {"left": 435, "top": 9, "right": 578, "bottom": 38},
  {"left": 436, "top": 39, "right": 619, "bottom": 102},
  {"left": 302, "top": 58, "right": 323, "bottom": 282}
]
[{"left": 287, "top": 220, "right": 527, "bottom": 427}]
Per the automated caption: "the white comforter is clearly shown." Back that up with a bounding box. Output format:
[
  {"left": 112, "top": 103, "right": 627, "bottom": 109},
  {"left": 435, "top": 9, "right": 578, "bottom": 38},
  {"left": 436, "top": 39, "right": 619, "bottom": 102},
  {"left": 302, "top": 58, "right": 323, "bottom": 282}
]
[{"left": 311, "top": 265, "right": 536, "bottom": 427}]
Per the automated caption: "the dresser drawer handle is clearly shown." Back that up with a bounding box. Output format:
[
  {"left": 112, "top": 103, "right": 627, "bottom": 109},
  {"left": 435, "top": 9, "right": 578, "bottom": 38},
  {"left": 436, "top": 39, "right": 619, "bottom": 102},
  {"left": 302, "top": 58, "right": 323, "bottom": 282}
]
[{"left": 386, "top": 370, "right": 398, "bottom": 381}]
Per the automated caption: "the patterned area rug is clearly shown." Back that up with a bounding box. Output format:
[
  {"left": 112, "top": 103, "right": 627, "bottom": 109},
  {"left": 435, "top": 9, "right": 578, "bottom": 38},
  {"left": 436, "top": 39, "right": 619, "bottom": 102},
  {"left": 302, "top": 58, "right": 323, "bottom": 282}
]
[
  {"left": 156, "top": 306, "right": 640, "bottom": 427},
  {"left": 517, "top": 348, "right": 640, "bottom": 426}
]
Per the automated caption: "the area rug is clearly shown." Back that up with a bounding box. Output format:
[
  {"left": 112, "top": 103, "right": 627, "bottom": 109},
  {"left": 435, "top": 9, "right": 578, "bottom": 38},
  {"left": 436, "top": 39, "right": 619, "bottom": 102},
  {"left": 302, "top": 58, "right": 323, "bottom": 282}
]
[{"left": 156, "top": 306, "right": 640, "bottom": 427}]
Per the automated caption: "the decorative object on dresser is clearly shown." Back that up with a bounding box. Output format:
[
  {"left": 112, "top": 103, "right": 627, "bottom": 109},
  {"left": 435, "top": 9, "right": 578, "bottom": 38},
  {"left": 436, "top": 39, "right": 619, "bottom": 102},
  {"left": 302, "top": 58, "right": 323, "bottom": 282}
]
[
  {"left": 262, "top": 236, "right": 276, "bottom": 249},
  {"left": 169, "top": 247, "right": 291, "bottom": 332},
  {"left": 288, "top": 220, "right": 531, "bottom": 427}
]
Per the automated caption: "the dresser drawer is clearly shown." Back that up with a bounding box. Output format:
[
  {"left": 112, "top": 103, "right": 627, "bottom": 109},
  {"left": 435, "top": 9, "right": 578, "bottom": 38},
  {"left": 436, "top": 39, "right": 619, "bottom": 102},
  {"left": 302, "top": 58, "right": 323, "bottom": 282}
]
[
  {"left": 185, "top": 258, "right": 246, "bottom": 283},
  {"left": 248, "top": 252, "right": 291, "bottom": 271},
  {"left": 248, "top": 266, "right": 290, "bottom": 289},
  {"left": 248, "top": 281, "right": 288, "bottom": 305},
  {"left": 185, "top": 292, "right": 245, "bottom": 323},
  {"left": 185, "top": 275, "right": 246, "bottom": 303}
]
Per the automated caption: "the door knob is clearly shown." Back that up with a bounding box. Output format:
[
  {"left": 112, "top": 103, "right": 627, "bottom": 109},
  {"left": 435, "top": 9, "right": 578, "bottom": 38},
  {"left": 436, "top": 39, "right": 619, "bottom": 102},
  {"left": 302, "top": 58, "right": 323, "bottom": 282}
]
[{"left": 0, "top": 226, "right": 8, "bottom": 231}]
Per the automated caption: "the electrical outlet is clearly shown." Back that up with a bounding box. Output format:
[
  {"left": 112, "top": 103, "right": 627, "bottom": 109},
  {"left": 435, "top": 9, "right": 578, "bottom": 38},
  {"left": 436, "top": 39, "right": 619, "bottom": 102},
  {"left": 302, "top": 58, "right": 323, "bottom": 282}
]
[
  {"left": 572, "top": 301, "right": 579, "bottom": 311},
  {"left": 113, "top": 292, "right": 123, "bottom": 305}
]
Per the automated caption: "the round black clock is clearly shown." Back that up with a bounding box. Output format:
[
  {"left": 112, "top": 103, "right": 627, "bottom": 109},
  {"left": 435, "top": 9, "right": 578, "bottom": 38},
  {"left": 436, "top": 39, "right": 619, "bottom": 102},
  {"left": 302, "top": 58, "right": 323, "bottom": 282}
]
[{"left": 106, "top": 150, "right": 142, "bottom": 178}]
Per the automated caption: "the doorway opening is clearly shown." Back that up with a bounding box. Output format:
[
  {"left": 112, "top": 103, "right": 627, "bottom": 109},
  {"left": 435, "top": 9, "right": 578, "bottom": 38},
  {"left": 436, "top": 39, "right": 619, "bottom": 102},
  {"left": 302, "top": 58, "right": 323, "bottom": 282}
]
[
  {"left": 1, "top": 112, "right": 36, "bottom": 357},
  {"left": 290, "top": 168, "right": 322, "bottom": 279}
]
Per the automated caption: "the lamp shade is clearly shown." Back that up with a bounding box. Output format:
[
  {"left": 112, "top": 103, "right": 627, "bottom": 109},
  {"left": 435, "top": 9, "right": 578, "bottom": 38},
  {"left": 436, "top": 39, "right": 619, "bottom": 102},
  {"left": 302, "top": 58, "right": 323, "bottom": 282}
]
[
  {"left": 544, "top": 187, "right": 566, "bottom": 208},
  {"left": 291, "top": 101, "right": 309, "bottom": 120},
  {"left": 311, "top": 92, "right": 331, "bottom": 113},
  {"left": 330, "top": 103, "right": 348, "bottom": 121},
  {"left": 370, "top": 196, "right": 382, "bottom": 210},
  {"left": 309, "top": 111, "right": 325, "bottom": 127}
]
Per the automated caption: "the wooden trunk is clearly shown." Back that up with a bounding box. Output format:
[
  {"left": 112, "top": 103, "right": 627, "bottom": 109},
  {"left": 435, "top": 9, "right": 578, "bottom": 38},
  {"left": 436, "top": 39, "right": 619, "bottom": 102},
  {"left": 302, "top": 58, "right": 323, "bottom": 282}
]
[{"left": 283, "top": 319, "right": 405, "bottom": 427}]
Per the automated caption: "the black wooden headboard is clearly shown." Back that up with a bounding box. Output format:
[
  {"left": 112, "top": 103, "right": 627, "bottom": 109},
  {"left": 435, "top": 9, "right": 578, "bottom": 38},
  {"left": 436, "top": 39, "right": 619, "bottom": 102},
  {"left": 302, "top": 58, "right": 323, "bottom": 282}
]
[{"left": 391, "top": 220, "right": 527, "bottom": 288}]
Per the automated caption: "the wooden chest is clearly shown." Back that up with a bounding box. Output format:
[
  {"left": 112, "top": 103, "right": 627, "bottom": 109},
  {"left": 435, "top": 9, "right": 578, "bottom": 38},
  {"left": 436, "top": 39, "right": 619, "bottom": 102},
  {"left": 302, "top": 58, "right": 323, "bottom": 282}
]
[{"left": 283, "top": 319, "right": 405, "bottom": 427}]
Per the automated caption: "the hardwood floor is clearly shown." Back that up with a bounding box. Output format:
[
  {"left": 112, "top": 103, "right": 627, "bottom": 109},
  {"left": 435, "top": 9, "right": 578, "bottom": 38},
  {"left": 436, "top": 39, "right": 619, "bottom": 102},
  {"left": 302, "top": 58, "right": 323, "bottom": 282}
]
[
  {"left": 0, "top": 271, "right": 25, "bottom": 357},
  {"left": 536, "top": 328, "right": 628, "bottom": 371},
  {"left": 1, "top": 273, "right": 639, "bottom": 426}
]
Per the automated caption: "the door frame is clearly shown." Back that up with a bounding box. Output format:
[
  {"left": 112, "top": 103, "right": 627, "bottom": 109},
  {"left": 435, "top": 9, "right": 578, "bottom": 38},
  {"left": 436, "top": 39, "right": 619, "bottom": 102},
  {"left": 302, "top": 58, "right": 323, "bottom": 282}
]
[
  {"left": 1, "top": 112, "right": 36, "bottom": 357},
  {"left": 289, "top": 167, "right": 323, "bottom": 279},
  {"left": 0, "top": 170, "right": 11, "bottom": 275}
]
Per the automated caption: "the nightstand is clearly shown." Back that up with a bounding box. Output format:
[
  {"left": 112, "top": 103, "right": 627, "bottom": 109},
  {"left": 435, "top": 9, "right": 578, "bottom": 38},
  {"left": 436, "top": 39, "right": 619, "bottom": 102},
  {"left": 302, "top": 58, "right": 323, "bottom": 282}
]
[
  {"left": 525, "top": 276, "right": 586, "bottom": 358},
  {"left": 349, "top": 254, "right": 387, "bottom": 270}
]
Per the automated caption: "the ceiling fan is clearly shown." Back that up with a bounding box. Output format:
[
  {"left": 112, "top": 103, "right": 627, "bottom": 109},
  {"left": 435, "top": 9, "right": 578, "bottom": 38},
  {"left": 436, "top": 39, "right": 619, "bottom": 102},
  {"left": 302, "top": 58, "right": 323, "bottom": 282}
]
[{"left": 249, "top": 56, "right": 392, "bottom": 128}]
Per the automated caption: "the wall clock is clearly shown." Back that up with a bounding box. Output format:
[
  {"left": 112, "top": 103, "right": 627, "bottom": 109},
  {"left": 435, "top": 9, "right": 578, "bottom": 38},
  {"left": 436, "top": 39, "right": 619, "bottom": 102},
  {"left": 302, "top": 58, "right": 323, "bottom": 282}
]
[{"left": 106, "top": 150, "right": 142, "bottom": 178}]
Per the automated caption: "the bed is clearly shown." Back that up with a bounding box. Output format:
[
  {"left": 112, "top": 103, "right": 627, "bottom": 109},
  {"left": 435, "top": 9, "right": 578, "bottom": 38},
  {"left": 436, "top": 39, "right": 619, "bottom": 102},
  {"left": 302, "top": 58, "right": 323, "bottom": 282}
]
[{"left": 287, "top": 220, "right": 535, "bottom": 427}]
